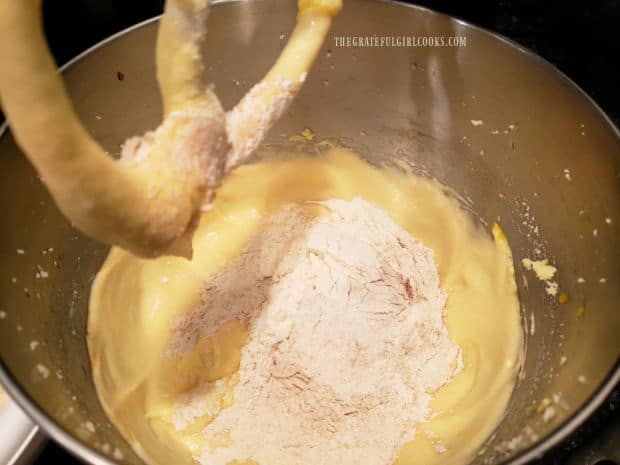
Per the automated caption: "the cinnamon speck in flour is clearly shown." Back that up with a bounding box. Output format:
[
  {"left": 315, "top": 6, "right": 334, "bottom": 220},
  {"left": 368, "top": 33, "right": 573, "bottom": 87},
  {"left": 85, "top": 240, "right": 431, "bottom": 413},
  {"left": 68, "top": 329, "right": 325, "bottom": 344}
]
[{"left": 168, "top": 198, "right": 462, "bottom": 465}]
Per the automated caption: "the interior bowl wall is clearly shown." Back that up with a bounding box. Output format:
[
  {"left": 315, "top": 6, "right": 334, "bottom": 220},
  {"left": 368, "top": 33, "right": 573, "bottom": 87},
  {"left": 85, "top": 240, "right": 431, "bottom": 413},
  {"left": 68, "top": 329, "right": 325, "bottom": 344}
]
[{"left": 0, "top": 1, "right": 618, "bottom": 464}]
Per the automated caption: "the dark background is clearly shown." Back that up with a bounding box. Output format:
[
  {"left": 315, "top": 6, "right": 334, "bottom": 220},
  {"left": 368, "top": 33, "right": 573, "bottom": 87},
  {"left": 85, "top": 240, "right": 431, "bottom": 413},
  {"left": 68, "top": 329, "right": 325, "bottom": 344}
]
[
  {"left": 22, "top": 0, "right": 620, "bottom": 463},
  {"left": 40, "top": 0, "right": 620, "bottom": 126}
]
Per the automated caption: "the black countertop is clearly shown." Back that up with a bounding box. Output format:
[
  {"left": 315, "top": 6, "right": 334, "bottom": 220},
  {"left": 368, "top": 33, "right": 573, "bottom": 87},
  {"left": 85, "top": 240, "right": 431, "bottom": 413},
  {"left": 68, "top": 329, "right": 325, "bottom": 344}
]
[
  {"left": 40, "top": 0, "right": 620, "bottom": 127},
  {"left": 23, "top": 0, "right": 620, "bottom": 464}
]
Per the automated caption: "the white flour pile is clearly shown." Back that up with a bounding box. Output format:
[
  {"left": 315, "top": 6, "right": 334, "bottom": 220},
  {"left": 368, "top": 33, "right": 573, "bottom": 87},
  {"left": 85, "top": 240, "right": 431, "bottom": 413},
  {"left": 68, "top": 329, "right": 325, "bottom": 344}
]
[{"left": 169, "top": 198, "right": 462, "bottom": 465}]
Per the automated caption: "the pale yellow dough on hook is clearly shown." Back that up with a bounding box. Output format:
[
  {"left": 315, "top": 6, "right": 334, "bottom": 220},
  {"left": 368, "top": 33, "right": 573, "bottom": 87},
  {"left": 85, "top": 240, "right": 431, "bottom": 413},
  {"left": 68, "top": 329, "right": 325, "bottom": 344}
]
[{"left": 0, "top": 0, "right": 340, "bottom": 258}]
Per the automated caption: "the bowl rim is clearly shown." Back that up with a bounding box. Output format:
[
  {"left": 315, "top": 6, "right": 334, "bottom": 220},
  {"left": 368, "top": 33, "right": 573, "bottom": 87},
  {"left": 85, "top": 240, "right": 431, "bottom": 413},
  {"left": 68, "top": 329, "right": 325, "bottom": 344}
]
[
  {"left": 0, "top": 395, "right": 47, "bottom": 465},
  {"left": 0, "top": 1, "right": 618, "bottom": 464}
]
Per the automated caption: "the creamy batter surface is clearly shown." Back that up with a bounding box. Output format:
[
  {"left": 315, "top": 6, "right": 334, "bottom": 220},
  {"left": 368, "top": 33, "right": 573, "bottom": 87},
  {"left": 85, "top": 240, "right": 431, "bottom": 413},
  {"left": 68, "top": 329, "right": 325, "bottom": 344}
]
[{"left": 88, "top": 148, "right": 523, "bottom": 465}]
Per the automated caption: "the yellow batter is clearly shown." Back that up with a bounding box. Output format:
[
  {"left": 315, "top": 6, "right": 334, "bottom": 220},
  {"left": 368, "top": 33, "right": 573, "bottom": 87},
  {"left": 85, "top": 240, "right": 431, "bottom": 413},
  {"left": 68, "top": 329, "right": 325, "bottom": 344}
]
[
  {"left": 0, "top": 0, "right": 341, "bottom": 258},
  {"left": 88, "top": 148, "right": 523, "bottom": 465}
]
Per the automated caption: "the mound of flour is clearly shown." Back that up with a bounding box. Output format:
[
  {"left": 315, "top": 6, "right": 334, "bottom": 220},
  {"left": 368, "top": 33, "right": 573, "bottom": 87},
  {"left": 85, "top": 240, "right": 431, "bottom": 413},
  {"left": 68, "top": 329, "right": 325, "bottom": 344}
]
[{"left": 170, "top": 198, "right": 462, "bottom": 465}]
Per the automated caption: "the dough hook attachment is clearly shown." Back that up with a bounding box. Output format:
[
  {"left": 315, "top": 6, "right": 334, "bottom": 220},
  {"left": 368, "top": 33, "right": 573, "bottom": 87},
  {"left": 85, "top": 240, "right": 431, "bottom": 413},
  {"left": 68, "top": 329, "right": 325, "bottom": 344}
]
[{"left": 0, "top": 0, "right": 342, "bottom": 258}]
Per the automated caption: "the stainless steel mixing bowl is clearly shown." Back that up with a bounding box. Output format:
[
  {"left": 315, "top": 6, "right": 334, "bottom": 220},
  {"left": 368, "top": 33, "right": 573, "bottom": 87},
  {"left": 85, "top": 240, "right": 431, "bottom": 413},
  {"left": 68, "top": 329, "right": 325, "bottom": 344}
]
[{"left": 0, "top": 1, "right": 618, "bottom": 464}]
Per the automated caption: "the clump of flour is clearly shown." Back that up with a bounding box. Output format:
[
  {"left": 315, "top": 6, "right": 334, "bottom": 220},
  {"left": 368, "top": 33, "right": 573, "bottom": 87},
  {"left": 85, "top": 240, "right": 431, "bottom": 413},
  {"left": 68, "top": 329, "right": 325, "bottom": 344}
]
[{"left": 169, "top": 198, "right": 462, "bottom": 465}]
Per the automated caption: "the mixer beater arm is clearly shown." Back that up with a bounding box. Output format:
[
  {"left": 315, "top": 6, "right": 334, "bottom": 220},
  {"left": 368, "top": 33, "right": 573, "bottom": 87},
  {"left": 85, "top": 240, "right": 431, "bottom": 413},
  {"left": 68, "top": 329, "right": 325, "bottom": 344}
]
[{"left": 0, "top": 0, "right": 342, "bottom": 258}]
